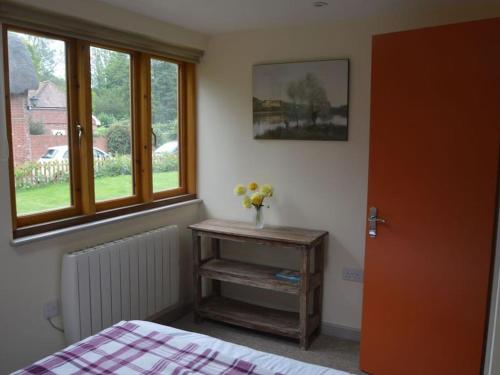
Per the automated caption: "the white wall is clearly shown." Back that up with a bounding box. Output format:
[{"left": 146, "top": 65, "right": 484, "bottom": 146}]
[
  {"left": 0, "top": 2, "right": 207, "bottom": 373},
  {"left": 197, "top": 3, "right": 500, "bottom": 333}
]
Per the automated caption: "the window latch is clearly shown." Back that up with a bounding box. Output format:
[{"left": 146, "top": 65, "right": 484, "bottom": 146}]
[
  {"left": 151, "top": 129, "right": 157, "bottom": 148},
  {"left": 76, "top": 124, "right": 84, "bottom": 142}
]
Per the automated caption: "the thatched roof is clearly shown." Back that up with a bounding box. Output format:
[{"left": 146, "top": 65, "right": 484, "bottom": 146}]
[{"left": 8, "top": 34, "right": 38, "bottom": 95}]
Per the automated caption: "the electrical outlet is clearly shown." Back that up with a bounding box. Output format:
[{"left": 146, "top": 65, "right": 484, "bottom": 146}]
[
  {"left": 43, "top": 299, "right": 60, "bottom": 319},
  {"left": 342, "top": 267, "right": 364, "bottom": 283}
]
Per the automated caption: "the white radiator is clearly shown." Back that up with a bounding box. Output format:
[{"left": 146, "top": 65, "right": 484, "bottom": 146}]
[{"left": 61, "top": 226, "right": 180, "bottom": 344}]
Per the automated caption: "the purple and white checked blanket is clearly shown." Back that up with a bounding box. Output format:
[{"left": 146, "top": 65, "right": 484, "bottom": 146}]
[{"left": 14, "top": 321, "right": 285, "bottom": 375}]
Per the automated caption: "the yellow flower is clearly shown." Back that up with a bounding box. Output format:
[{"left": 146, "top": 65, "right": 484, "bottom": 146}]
[
  {"left": 233, "top": 184, "right": 247, "bottom": 196},
  {"left": 251, "top": 192, "right": 264, "bottom": 207},
  {"left": 242, "top": 196, "right": 252, "bottom": 209},
  {"left": 248, "top": 182, "right": 258, "bottom": 191},
  {"left": 260, "top": 184, "right": 273, "bottom": 197}
]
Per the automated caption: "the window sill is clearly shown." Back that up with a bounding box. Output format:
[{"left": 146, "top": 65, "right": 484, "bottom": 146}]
[{"left": 11, "top": 196, "right": 202, "bottom": 246}]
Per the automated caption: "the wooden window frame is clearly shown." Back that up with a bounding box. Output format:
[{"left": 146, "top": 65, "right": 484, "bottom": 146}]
[
  {"left": 150, "top": 55, "right": 187, "bottom": 200},
  {"left": 2, "top": 25, "right": 197, "bottom": 238},
  {"left": 4, "top": 26, "right": 82, "bottom": 228},
  {"left": 88, "top": 43, "right": 142, "bottom": 212}
]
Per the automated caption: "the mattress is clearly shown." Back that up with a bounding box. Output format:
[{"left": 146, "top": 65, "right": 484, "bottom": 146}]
[{"left": 13, "top": 320, "right": 353, "bottom": 375}]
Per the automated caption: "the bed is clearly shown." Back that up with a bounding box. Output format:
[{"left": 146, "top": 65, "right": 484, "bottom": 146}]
[{"left": 13, "top": 320, "right": 352, "bottom": 374}]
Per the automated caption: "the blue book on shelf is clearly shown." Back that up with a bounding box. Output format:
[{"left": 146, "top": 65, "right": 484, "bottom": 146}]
[{"left": 275, "top": 270, "right": 301, "bottom": 283}]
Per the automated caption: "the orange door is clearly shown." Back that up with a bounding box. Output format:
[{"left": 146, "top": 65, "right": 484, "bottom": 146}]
[{"left": 360, "top": 19, "right": 500, "bottom": 375}]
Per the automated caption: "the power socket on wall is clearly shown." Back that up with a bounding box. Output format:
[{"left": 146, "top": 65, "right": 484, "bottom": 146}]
[{"left": 342, "top": 267, "right": 364, "bottom": 283}]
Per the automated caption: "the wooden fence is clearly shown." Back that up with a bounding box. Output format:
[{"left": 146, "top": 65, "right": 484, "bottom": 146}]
[
  {"left": 15, "top": 160, "right": 71, "bottom": 188},
  {"left": 15, "top": 159, "right": 112, "bottom": 188},
  {"left": 15, "top": 155, "right": 176, "bottom": 189}
]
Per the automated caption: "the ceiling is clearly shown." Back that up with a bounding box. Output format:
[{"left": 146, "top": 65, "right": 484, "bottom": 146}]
[{"left": 97, "top": 0, "right": 494, "bottom": 35}]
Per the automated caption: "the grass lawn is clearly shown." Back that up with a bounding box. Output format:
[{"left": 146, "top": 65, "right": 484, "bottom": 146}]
[{"left": 16, "top": 171, "right": 179, "bottom": 216}]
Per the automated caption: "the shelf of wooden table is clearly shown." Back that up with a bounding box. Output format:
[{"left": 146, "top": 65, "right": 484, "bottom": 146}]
[
  {"left": 199, "top": 258, "right": 321, "bottom": 295},
  {"left": 198, "top": 296, "right": 320, "bottom": 339}
]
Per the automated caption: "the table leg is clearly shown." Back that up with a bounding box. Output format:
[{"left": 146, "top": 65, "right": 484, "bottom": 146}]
[
  {"left": 192, "top": 231, "right": 202, "bottom": 323},
  {"left": 300, "top": 246, "right": 311, "bottom": 350},
  {"left": 211, "top": 238, "right": 221, "bottom": 297},
  {"left": 313, "top": 240, "right": 325, "bottom": 335}
]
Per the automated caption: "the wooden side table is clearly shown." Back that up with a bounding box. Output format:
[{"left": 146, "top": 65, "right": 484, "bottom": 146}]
[{"left": 189, "top": 219, "right": 328, "bottom": 350}]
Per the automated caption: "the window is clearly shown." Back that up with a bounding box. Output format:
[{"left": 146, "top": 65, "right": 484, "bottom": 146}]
[
  {"left": 4, "top": 26, "right": 196, "bottom": 236},
  {"left": 90, "top": 46, "right": 135, "bottom": 203},
  {"left": 6, "top": 31, "right": 75, "bottom": 219},
  {"left": 151, "top": 58, "right": 180, "bottom": 194}
]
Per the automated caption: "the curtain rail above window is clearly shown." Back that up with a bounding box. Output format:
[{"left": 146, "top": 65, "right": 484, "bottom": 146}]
[{"left": 0, "top": 1, "right": 204, "bottom": 63}]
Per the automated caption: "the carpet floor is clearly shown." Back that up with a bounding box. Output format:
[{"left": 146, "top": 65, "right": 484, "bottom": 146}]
[{"left": 169, "top": 313, "right": 364, "bottom": 375}]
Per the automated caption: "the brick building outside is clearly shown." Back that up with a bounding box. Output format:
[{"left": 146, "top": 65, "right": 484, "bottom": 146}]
[
  {"left": 10, "top": 81, "right": 107, "bottom": 167},
  {"left": 8, "top": 34, "right": 107, "bottom": 168}
]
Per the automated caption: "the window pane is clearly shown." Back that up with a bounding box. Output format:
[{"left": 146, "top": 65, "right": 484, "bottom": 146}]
[
  {"left": 151, "top": 59, "right": 179, "bottom": 193},
  {"left": 7, "top": 31, "right": 72, "bottom": 216},
  {"left": 90, "top": 47, "right": 133, "bottom": 202}
]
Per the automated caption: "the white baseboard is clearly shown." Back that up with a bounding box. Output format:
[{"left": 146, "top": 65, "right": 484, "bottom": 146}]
[
  {"left": 321, "top": 322, "right": 361, "bottom": 342},
  {"left": 154, "top": 302, "right": 194, "bottom": 324}
]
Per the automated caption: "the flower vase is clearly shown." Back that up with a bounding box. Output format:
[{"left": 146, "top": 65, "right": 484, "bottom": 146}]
[{"left": 254, "top": 208, "right": 264, "bottom": 229}]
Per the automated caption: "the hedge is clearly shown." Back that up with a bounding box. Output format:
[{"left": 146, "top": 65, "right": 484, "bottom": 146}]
[{"left": 15, "top": 154, "right": 178, "bottom": 189}]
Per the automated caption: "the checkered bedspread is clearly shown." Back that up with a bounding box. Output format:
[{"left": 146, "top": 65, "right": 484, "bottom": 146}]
[{"left": 14, "top": 321, "right": 285, "bottom": 374}]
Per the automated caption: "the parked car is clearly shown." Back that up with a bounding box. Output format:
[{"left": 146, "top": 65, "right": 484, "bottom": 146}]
[
  {"left": 38, "top": 145, "right": 109, "bottom": 163},
  {"left": 154, "top": 140, "right": 178, "bottom": 155}
]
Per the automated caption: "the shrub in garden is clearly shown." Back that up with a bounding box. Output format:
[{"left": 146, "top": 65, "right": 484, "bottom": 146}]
[
  {"left": 94, "top": 155, "right": 132, "bottom": 178},
  {"left": 14, "top": 151, "right": 178, "bottom": 191},
  {"left": 106, "top": 121, "right": 131, "bottom": 155},
  {"left": 152, "top": 153, "right": 178, "bottom": 173},
  {"left": 28, "top": 119, "right": 45, "bottom": 135}
]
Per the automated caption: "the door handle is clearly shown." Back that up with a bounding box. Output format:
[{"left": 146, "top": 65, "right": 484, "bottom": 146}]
[{"left": 368, "top": 207, "right": 387, "bottom": 238}]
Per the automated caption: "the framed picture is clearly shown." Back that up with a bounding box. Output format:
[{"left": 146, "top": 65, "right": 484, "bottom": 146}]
[{"left": 253, "top": 59, "right": 349, "bottom": 140}]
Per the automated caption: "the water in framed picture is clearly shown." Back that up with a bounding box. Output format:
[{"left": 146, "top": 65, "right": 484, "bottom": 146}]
[{"left": 253, "top": 59, "right": 349, "bottom": 141}]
